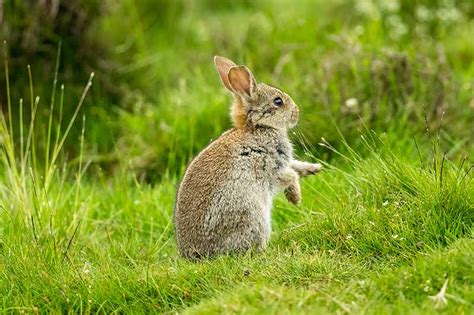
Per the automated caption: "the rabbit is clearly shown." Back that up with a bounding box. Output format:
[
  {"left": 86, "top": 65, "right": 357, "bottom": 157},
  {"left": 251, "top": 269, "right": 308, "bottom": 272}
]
[{"left": 174, "top": 56, "right": 322, "bottom": 259}]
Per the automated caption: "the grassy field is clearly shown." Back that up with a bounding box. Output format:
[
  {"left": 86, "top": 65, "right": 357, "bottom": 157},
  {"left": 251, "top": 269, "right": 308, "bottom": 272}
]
[{"left": 1, "top": 0, "right": 473, "bottom": 313}]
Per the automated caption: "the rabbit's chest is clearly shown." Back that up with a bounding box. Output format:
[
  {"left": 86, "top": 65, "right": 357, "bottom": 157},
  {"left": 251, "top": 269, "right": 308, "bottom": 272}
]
[
  {"left": 266, "top": 139, "right": 293, "bottom": 171},
  {"left": 238, "top": 140, "right": 292, "bottom": 177},
  {"left": 274, "top": 140, "right": 292, "bottom": 166}
]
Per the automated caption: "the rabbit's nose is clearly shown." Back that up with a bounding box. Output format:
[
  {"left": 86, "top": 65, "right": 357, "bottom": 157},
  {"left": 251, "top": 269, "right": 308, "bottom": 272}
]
[{"left": 290, "top": 107, "right": 299, "bottom": 123}]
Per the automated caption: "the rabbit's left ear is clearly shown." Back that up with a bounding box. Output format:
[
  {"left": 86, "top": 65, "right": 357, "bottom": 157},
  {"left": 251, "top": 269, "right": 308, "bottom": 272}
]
[
  {"left": 214, "top": 56, "right": 237, "bottom": 92},
  {"left": 228, "top": 65, "right": 256, "bottom": 98}
]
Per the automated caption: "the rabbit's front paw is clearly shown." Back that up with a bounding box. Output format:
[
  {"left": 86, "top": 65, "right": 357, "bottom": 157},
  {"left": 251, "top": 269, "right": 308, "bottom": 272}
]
[
  {"left": 291, "top": 160, "right": 322, "bottom": 177},
  {"left": 306, "top": 163, "right": 322, "bottom": 175}
]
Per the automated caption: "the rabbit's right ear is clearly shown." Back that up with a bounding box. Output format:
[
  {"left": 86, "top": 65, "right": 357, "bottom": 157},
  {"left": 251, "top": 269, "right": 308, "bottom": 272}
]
[
  {"left": 227, "top": 66, "right": 256, "bottom": 98},
  {"left": 214, "top": 56, "right": 237, "bottom": 92}
]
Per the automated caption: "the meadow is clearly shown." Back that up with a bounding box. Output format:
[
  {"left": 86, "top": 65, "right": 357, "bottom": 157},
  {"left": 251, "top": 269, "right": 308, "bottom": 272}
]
[{"left": 0, "top": 0, "right": 473, "bottom": 313}]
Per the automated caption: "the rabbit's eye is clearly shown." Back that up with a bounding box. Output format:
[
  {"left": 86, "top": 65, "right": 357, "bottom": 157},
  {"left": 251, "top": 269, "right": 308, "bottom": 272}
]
[{"left": 273, "top": 97, "right": 283, "bottom": 107}]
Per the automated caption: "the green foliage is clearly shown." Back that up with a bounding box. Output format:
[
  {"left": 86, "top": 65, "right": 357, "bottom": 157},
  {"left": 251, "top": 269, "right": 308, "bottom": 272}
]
[
  {"left": 0, "top": 0, "right": 116, "bottom": 156},
  {"left": 0, "top": 1, "right": 104, "bottom": 97},
  {"left": 95, "top": 0, "right": 474, "bottom": 179}
]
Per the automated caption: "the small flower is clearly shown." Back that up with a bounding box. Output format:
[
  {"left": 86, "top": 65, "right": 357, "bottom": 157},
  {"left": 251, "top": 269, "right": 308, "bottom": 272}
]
[
  {"left": 82, "top": 261, "right": 91, "bottom": 274},
  {"left": 345, "top": 98, "right": 359, "bottom": 109},
  {"left": 383, "top": 200, "right": 389, "bottom": 206}
]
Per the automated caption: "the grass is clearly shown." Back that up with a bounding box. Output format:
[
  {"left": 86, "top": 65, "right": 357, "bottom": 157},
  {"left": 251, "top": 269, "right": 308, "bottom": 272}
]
[
  {"left": 1, "top": 0, "right": 474, "bottom": 313},
  {"left": 99, "top": 0, "right": 474, "bottom": 179},
  {"left": 1, "top": 98, "right": 472, "bottom": 312}
]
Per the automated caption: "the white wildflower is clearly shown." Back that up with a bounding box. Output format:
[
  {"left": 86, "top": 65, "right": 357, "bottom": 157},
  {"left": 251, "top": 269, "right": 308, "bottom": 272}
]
[
  {"left": 82, "top": 261, "right": 91, "bottom": 274},
  {"left": 345, "top": 98, "right": 359, "bottom": 109},
  {"left": 429, "top": 279, "right": 449, "bottom": 308}
]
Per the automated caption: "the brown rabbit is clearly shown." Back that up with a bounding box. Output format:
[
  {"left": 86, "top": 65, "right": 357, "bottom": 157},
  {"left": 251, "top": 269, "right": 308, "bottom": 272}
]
[{"left": 174, "top": 56, "right": 321, "bottom": 259}]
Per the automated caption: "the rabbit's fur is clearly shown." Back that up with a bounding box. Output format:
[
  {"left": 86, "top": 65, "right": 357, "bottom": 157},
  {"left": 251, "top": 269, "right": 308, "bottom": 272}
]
[{"left": 174, "top": 56, "right": 321, "bottom": 259}]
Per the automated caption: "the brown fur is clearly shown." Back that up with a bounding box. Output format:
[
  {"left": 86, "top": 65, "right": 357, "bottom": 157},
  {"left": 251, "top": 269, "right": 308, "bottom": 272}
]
[
  {"left": 174, "top": 56, "right": 322, "bottom": 259},
  {"left": 231, "top": 96, "right": 247, "bottom": 129}
]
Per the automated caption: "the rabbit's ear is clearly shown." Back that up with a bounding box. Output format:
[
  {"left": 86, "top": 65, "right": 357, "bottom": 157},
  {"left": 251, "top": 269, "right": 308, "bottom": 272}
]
[
  {"left": 214, "top": 56, "right": 237, "bottom": 92},
  {"left": 228, "top": 65, "right": 256, "bottom": 98}
]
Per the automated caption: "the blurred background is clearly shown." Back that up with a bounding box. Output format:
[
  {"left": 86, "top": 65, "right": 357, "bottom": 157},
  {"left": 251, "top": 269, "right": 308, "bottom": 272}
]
[{"left": 1, "top": 0, "right": 473, "bottom": 181}]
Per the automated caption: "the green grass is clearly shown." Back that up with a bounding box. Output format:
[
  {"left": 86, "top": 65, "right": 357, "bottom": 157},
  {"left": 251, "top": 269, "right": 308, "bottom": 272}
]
[
  {"left": 1, "top": 0, "right": 474, "bottom": 313},
  {"left": 98, "top": 0, "right": 474, "bottom": 178},
  {"left": 1, "top": 107, "right": 472, "bottom": 312}
]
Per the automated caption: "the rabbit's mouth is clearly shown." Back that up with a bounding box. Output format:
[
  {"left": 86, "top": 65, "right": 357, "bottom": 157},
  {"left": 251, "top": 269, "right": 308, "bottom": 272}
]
[{"left": 290, "top": 107, "right": 299, "bottom": 126}]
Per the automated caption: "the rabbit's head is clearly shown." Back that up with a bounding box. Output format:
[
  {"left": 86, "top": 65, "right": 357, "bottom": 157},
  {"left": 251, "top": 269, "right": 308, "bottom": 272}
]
[{"left": 214, "top": 56, "right": 299, "bottom": 131}]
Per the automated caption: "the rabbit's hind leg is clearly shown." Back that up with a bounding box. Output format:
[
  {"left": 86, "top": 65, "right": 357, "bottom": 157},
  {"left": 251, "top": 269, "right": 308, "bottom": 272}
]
[{"left": 220, "top": 227, "right": 268, "bottom": 254}]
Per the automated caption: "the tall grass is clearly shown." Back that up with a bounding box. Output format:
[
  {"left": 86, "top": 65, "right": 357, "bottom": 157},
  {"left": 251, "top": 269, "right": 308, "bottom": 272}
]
[
  {"left": 280, "top": 129, "right": 473, "bottom": 256},
  {"left": 0, "top": 43, "right": 94, "bottom": 263}
]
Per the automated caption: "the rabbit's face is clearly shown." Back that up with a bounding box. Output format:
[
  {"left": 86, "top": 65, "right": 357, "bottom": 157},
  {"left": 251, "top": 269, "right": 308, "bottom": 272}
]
[
  {"left": 246, "top": 83, "right": 299, "bottom": 130},
  {"left": 214, "top": 56, "right": 300, "bottom": 131}
]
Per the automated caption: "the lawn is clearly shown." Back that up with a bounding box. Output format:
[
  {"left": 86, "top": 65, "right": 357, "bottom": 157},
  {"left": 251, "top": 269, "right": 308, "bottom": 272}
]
[{"left": 1, "top": 0, "right": 473, "bottom": 313}]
